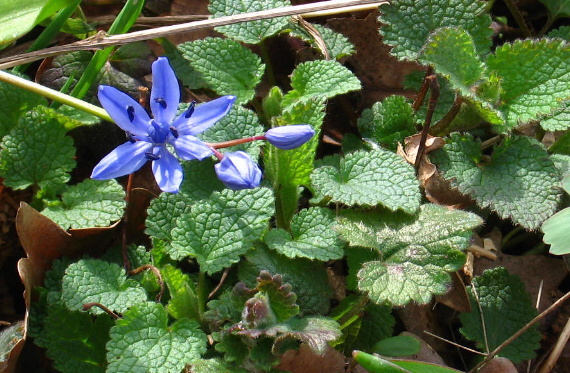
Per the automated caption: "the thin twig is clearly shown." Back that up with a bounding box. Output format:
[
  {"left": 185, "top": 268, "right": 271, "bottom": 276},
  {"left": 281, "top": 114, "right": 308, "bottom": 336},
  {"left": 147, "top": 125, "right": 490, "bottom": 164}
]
[
  {"left": 208, "top": 267, "right": 231, "bottom": 299},
  {"left": 471, "top": 283, "right": 490, "bottom": 354},
  {"left": 412, "top": 67, "right": 434, "bottom": 112},
  {"left": 538, "top": 316, "right": 570, "bottom": 373},
  {"left": 469, "top": 290, "right": 570, "bottom": 373},
  {"left": 129, "top": 264, "right": 165, "bottom": 302},
  {"left": 414, "top": 75, "right": 439, "bottom": 169},
  {"left": 503, "top": 0, "right": 533, "bottom": 37},
  {"left": 429, "top": 94, "right": 463, "bottom": 136},
  {"left": 82, "top": 302, "right": 120, "bottom": 319},
  {"left": 122, "top": 173, "right": 134, "bottom": 272},
  {"left": 423, "top": 331, "right": 488, "bottom": 356},
  {"left": 0, "top": 0, "right": 387, "bottom": 69}
]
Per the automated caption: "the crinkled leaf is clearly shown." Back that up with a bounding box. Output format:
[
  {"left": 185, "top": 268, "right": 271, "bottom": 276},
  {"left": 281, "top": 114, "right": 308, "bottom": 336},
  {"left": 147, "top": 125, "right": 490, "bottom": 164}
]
[
  {"left": 209, "top": 0, "right": 290, "bottom": 44},
  {"left": 170, "top": 188, "right": 274, "bottom": 274},
  {"left": 310, "top": 148, "right": 421, "bottom": 213},
  {"left": 61, "top": 259, "right": 147, "bottom": 314},
  {"left": 539, "top": 100, "right": 570, "bottom": 131},
  {"left": 189, "top": 358, "right": 249, "bottom": 373},
  {"left": 357, "top": 95, "right": 416, "bottom": 151},
  {"left": 42, "top": 179, "right": 125, "bottom": 229},
  {"left": 539, "top": 0, "right": 570, "bottom": 19},
  {"left": 178, "top": 38, "right": 264, "bottom": 104},
  {"left": 239, "top": 245, "right": 333, "bottom": 315},
  {"left": 107, "top": 302, "right": 207, "bottom": 373},
  {"left": 0, "top": 108, "right": 75, "bottom": 190},
  {"left": 432, "top": 133, "right": 561, "bottom": 229},
  {"left": 548, "top": 25, "right": 570, "bottom": 40},
  {"left": 379, "top": 0, "right": 492, "bottom": 61},
  {"left": 336, "top": 204, "right": 482, "bottom": 305},
  {"left": 0, "top": 73, "right": 46, "bottom": 137},
  {"left": 162, "top": 265, "right": 201, "bottom": 321},
  {"left": 146, "top": 193, "right": 191, "bottom": 242},
  {"left": 487, "top": 39, "right": 570, "bottom": 129},
  {"left": 282, "top": 60, "right": 361, "bottom": 106},
  {"left": 39, "top": 304, "right": 113, "bottom": 373},
  {"left": 460, "top": 267, "right": 540, "bottom": 362},
  {"left": 290, "top": 23, "right": 355, "bottom": 60},
  {"left": 200, "top": 105, "right": 265, "bottom": 159},
  {"left": 265, "top": 207, "right": 345, "bottom": 261}
]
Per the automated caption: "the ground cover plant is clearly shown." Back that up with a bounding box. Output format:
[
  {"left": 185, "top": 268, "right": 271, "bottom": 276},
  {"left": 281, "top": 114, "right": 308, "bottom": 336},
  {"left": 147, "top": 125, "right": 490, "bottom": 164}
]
[{"left": 0, "top": 0, "right": 569, "bottom": 372}]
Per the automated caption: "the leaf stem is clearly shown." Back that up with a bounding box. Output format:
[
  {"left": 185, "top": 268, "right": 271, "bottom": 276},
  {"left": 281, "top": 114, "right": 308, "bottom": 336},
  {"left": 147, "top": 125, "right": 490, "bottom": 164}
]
[
  {"left": 0, "top": 70, "right": 112, "bottom": 122},
  {"left": 129, "top": 264, "right": 165, "bottom": 302},
  {"left": 415, "top": 74, "right": 439, "bottom": 169},
  {"left": 197, "top": 271, "right": 207, "bottom": 321},
  {"left": 429, "top": 95, "right": 464, "bottom": 136},
  {"left": 82, "top": 302, "right": 120, "bottom": 319},
  {"left": 503, "top": 0, "right": 533, "bottom": 37}
]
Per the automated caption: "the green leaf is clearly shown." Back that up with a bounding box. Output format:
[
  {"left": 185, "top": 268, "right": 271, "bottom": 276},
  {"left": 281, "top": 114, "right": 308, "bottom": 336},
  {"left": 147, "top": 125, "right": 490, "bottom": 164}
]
[
  {"left": 0, "top": 107, "right": 75, "bottom": 190},
  {"left": 40, "top": 305, "right": 113, "bottom": 373},
  {"left": 189, "top": 358, "right": 249, "bottom": 373},
  {"left": 239, "top": 245, "right": 334, "bottom": 315},
  {"left": 106, "top": 302, "right": 207, "bottom": 373},
  {"left": 0, "top": 321, "right": 24, "bottom": 369},
  {"left": 290, "top": 23, "right": 355, "bottom": 60},
  {"left": 336, "top": 204, "right": 482, "bottom": 305},
  {"left": 170, "top": 188, "right": 274, "bottom": 274},
  {"left": 373, "top": 335, "right": 421, "bottom": 357},
  {"left": 41, "top": 179, "right": 125, "bottom": 229},
  {"left": 178, "top": 38, "right": 265, "bottom": 104},
  {"left": 162, "top": 265, "right": 201, "bottom": 321},
  {"left": 432, "top": 134, "right": 561, "bottom": 229},
  {"left": 354, "top": 351, "right": 465, "bottom": 373},
  {"left": 209, "top": 0, "right": 290, "bottom": 44},
  {"left": 539, "top": 100, "right": 570, "bottom": 131},
  {"left": 357, "top": 96, "right": 416, "bottom": 151},
  {"left": 0, "top": 0, "right": 73, "bottom": 46},
  {"left": 310, "top": 149, "right": 421, "bottom": 213},
  {"left": 0, "top": 73, "right": 46, "bottom": 137},
  {"left": 283, "top": 60, "right": 361, "bottom": 106},
  {"left": 61, "top": 259, "right": 147, "bottom": 314},
  {"left": 276, "top": 317, "right": 341, "bottom": 354},
  {"left": 539, "top": 0, "right": 570, "bottom": 19},
  {"left": 146, "top": 193, "right": 191, "bottom": 242},
  {"left": 379, "top": 0, "right": 492, "bottom": 61},
  {"left": 460, "top": 267, "right": 540, "bottom": 362},
  {"left": 548, "top": 25, "right": 570, "bottom": 40},
  {"left": 265, "top": 207, "right": 345, "bottom": 261},
  {"left": 542, "top": 176, "right": 570, "bottom": 255},
  {"left": 487, "top": 39, "right": 570, "bottom": 128}
]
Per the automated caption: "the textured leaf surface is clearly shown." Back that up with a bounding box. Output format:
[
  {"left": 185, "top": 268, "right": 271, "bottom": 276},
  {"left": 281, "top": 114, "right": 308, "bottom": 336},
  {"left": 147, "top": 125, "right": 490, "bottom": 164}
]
[
  {"left": 178, "top": 38, "right": 264, "bottom": 104},
  {"left": 540, "top": 101, "right": 570, "bottom": 131},
  {"left": 39, "top": 305, "right": 113, "bottom": 373},
  {"left": 336, "top": 204, "right": 482, "bottom": 305},
  {"left": 291, "top": 23, "right": 355, "bottom": 60},
  {"left": 162, "top": 265, "right": 200, "bottom": 321},
  {"left": 146, "top": 193, "right": 191, "bottom": 242},
  {"left": 311, "top": 149, "right": 421, "bottom": 213},
  {"left": 209, "top": 0, "right": 290, "bottom": 44},
  {"left": 0, "top": 108, "right": 75, "bottom": 190},
  {"left": 432, "top": 134, "right": 561, "bottom": 229},
  {"left": 62, "top": 259, "right": 147, "bottom": 314},
  {"left": 542, "top": 175, "right": 570, "bottom": 255},
  {"left": 239, "top": 245, "right": 333, "bottom": 315},
  {"left": 170, "top": 188, "right": 274, "bottom": 274},
  {"left": 0, "top": 74, "right": 46, "bottom": 137},
  {"left": 487, "top": 39, "right": 570, "bottom": 128},
  {"left": 265, "top": 207, "right": 345, "bottom": 261},
  {"left": 189, "top": 358, "right": 249, "bottom": 373},
  {"left": 107, "top": 302, "right": 207, "bottom": 373},
  {"left": 549, "top": 25, "right": 570, "bottom": 40},
  {"left": 357, "top": 96, "right": 416, "bottom": 150},
  {"left": 379, "top": 0, "right": 492, "bottom": 61},
  {"left": 540, "top": 0, "right": 570, "bottom": 18},
  {"left": 460, "top": 267, "right": 540, "bottom": 362},
  {"left": 42, "top": 179, "right": 125, "bottom": 229},
  {"left": 283, "top": 60, "right": 360, "bottom": 105}
]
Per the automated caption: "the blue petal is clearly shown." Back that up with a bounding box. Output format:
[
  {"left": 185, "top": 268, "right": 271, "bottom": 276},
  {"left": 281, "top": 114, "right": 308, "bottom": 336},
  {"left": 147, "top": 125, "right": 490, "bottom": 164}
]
[
  {"left": 151, "top": 147, "right": 183, "bottom": 193},
  {"left": 265, "top": 124, "right": 315, "bottom": 150},
  {"left": 170, "top": 135, "right": 213, "bottom": 161},
  {"left": 98, "top": 86, "right": 151, "bottom": 136},
  {"left": 214, "top": 151, "right": 262, "bottom": 190},
  {"left": 173, "top": 95, "right": 236, "bottom": 136},
  {"left": 91, "top": 141, "right": 151, "bottom": 179},
  {"left": 150, "top": 57, "right": 180, "bottom": 125}
]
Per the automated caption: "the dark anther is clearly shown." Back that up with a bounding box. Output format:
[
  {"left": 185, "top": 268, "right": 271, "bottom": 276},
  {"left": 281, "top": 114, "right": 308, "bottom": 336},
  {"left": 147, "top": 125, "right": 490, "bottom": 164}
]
[
  {"left": 170, "top": 126, "right": 179, "bottom": 139},
  {"left": 184, "top": 101, "right": 196, "bottom": 118},
  {"left": 154, "top": 97, "right": 167, "bottom": 109},
  {"left": 126, "top": 132, "right": 136, "bottom": 143},
  {"left": 145, "top": 152, "right": 161, "bottom": 161},
  {"left": 126, "top": 105, "right": 135, "bottom": 122}
]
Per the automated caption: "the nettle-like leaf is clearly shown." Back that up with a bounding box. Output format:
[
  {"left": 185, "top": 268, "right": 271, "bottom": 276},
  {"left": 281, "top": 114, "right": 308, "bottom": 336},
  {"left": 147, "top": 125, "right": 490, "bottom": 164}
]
[
  {"left": 290, "top": 23, "right": 356, "bottom": 60},
  {"left": 540, "top": 100, "right": 570, "bottom": 132},
  {"left": 539, "top": 0, "right": 570, "bottom": 19},
  {"left": 542, "top": 176, "right": 570, "bottom": 255},
  {"left": 310, "top": 148, "right": 421, "bottom": 213},
  {"left": 161, "top": 265, "right": 201, "bottom": 321},
  {"left": 178, "top": 38, "right": 264, "bottom": 104},
  {"left": 357, "top": 95, "right": 416, "bottom": 151},
  {"left": 548, "top": 25, "right": 570, "bottom": 40},
  {"left": 42, "top": 179, "right": 125, "bottom": 229},
  {"left": 460, "top": 267, "right": 540, "bottom": 362},
  {"left": 189, "top": 358, "right": 249, "bottom": 373},
  {"left": 487, "top": 39, "right": 570, "bottom": 129},
  {"left": 0, "top": 74, "right": 46, "bottom": 137},
  {"left": 336, "top": 204, "right": 482, "bottom": 305},
  {"left": 170, "top": 188, "right": 274, "bottom": 274},
  {"left": 265, "top": 207, "right": 345, "bottom": 261},
  {"left": 239, "top": 245, "right": 334, "bottom": 315},
  {"left": 209, "top": 0, "right": 290, "bottom": 44},
  {"left": 61, "top": 259, "right": 148, "bottom": 315},
  {"left": 38, "top": 305, "right": 113, "bottom": 373},
  {"left": 432, "top": 133, "right": 561, "bottom": 229},
  {"left": 0, "top": 108, "right": 75, "bottom": 190},
  {"left": 106, "top": 302, "right": 207, "bottom": 373},
  {"left": 282, "top": 60, "right": 361, "bottom": 106},
  {"left": 200, "top": 105, "right": 265, "bottom": 159},
  {"left": 379, "top": 0, "right": 492, "bottom": 61}
]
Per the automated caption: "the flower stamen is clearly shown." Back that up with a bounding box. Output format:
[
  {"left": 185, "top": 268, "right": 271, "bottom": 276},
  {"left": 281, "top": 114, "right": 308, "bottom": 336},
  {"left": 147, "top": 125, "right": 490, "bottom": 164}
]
[
  {"left": 169, "top": 126, "right": 179, "bottom": 139},
  {"left": 145, "top": 152, "right": 161, "bottom": 161},
  {"left": 184, "top": 101, "right": 196, "bottom": 118},
  {"left": 126, "top": 105, "right": 135, "bottom": 122},
  {"left": 154, "top": 97, "right": 167, "bottom": 109}
]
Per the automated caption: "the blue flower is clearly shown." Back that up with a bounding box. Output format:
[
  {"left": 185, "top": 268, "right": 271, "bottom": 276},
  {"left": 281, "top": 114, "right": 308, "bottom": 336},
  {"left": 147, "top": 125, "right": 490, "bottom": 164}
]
[
  {"left": 264, "top": 124, "right": 315, "bottom": 150},
  {"left": 214, "top": 151, "right": 262, "bottom": 190},
  {"left": 91, "top": 57, "right": 236, "bottom": 193}
]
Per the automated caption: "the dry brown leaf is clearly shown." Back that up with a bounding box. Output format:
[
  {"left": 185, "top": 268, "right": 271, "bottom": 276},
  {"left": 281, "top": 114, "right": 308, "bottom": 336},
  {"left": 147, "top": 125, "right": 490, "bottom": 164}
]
[
  {"left": 435, "top": 271, "right": 471, "bottom": 313},
  {"left": 0, "top": 320, "right": 25, "bottom": 373},
  {"left": 276, "top": 344, "right": 345, "bottom": 373}
]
